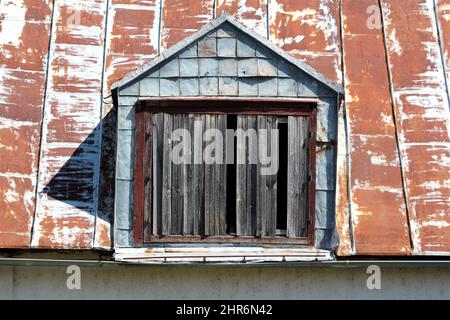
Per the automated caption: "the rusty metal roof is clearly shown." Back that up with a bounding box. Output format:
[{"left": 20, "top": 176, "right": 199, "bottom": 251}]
[{"left": 0, "top": 0, "right": 449, "bottom": 256}]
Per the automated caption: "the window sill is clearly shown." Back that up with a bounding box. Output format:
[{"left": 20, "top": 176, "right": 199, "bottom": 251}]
[{"left": 114, "top": 246, "right": 334, "bottom": 264}]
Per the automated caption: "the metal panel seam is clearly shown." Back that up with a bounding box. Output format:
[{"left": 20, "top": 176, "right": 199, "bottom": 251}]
[
  {"left": 379, "top": 0, "right": 414, "bottom": 253},
  {"left": 338, "top": 0, "right": 355, "bottom": 254},
  {"left": 158, "top": 0, "right": 163, "bottom": 54},
  {"left": 266, "top": 0, "right": 270, "bottom": 39},
  {"left": 433, "top": 0, "right": 450, "bottom": 109},
  {"left": 93, "top": 0, "right": 112, "bottom": 248},
  {"left": 29, "top": 0, "right": 56, "bottom": 247}
]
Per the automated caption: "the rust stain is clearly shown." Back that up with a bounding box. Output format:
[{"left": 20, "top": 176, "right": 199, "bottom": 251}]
[
  {"left": 269, "top": 0, "right": 342, "bottom": 83},
  {"left": 35, "top": 215, "right": 95, "bottom": 249},
  {"left": 0, "top": 176, "right": 35, "bottom": 248},
  {"left": 437, "top": 0, "right": 450, "bottom": 83},
  {"left": 382, "top": 0, "right": 450, "bottom": 254},
  {"left": 342, "top": 0, "right": 411, "bottom": 255},
  {"left": 0, "top": 0, "right": 449, "bottom": 256},
  {"left": 98, "top": 0, "right": 162, "bottom": 249},
  {"left": 104, "top": 0, "right": 160, "bottom": 91},
  {"left": 335, "top": 102, "right": 352, "bottom": 256},
  {"left": 31, "top": 0, "right": 108, "bottom": 249},
  {"left": 0, "top": 0, "right": 52, "bottom": 248},
  {"left": 160, "top": 0, "right": 214, "bottom": 49},
  {"left": 216, "top": 0, "right": 267, "bottom": 37}
]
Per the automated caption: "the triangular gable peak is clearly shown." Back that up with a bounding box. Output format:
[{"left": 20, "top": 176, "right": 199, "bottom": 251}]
[{"left": 111, "top": 14, "right": 343, "bottom": 95}]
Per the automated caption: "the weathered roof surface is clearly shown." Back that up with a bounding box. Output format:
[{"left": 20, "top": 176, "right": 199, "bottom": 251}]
[
  {"left": 0, "top": 0, "right": 449, "bottom": 256},
  {"left": 111, "top": 14, "right": 344, "bottom": 93}
]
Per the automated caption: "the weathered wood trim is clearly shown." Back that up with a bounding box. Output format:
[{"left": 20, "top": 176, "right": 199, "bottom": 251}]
[
  {"left": 308, "top": 109, "right": 317, "bottom": 245},
  {"left": 134, "top": 99, "right": 318, "bottom": 246},
  {"left": 143, "top": 111, "right": 153, "bottom": 241},
  {"left": 133, "top": 104, "right": 145, "bottom": 245},
  {"left": 146, "top": 235, "right": 309, "bottom": 245}
]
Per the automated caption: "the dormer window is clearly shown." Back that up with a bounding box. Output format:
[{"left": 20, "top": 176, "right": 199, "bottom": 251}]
[
  {"left": 133, "top": 99, "right": 316, "bottom": 245},
  {"left": 112, "top": 15, "right": 342, "bottom": 262}
]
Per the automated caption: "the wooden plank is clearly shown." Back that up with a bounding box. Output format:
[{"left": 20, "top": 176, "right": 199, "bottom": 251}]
[
  {"left": 236, "top": 115, "right": 257, "bottom": 236},
  {"left": 171, "top": 114, "right": 184, "bottom": 234},
  {"left": 204, "top": 115, "right": 214, "bottom": 235},
  {"left": 193, "top": 114, "right": 205, "bottom": 235},
  {"left": 147, "top": 235, "right": 309, "bottom": 245},
  {"left": 150, "top": 113, "right": 164, "bottom": 238},
  {"left": 287, "top": 116, "right": 309, "bottom": 238},
  {"left": 216, "top": 115, "right": 227, "bottom": 236},
  {"left": 203, "top": 114, "right": 227, "bottom": 236},
  {"left": 257, "top": 116, "right": 278, "bottom": 237},
  {"left": 161, "top": 113, "right": 173, "bottom": 235},
  {"left": 133, "top": 109, "right": 145, "bottom": 245},
  {"left": 307, "top": 110, "right": 317, "bottom": 245},
  {"left": 183, "top": 114, "right": 195, "bottom": 235},
  {"left": 143, "top": 112, "right": 153, "bottom": 241}
]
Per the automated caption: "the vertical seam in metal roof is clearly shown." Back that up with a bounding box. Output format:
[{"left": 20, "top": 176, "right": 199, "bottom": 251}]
[
  {"left": 30, "top": 0, "right": 56, "bottom": 247},
  {"left": 338, "top": 0, "right": 355, "bottom": 255},
  {"left": 266, "top": 0, "right": 270, "bottom": 39},
  {"left": 158, "top": 0, "right": 163, "bottom": 55},
  {"left": 379, "top": 0, "right": 415, "bottom": 253},
  {"left": 93, "top": 0, "right": 112, "bottom": 248},
  {"left": 432, "top": 0, "right": 450, "bottom": 110}
]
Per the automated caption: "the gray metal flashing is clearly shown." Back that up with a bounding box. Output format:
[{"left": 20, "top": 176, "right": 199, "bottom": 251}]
[
  {"left": 111, "top": 14, "right": 344, "bottom": 95},
  {"left": 3, "top": 254, "right": 450, "bottom": 267}
]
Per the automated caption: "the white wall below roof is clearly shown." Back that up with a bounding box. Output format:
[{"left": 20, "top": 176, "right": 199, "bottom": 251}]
[{"left": 1, "top": 264, "right": 450, "bottom": 299}]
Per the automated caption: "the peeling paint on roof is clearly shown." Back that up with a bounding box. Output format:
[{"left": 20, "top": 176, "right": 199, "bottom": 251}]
[
  {"left": 216, "top": 0, "right": 268, "bottom": 37},
  {"left": 0, "top": 0, "right": 52, "bottom": 248},
  {"left": 382, "top": 0, "right": 450, "bottom": 254},
  {"left": 160, "top": 0, "right": 214, "bottom": 49},
  {"left": 0, "top": 0, "right": 449, "bottom": 256}
]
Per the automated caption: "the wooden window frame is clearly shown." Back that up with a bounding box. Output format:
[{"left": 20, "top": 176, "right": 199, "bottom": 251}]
[{"left": 133, "top": 98, "right": 317, "bottom": 246}]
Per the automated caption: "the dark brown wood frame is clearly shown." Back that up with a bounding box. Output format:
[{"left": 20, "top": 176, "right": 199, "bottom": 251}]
[{"left": 133, "top": 98, "right": 317, "bottom": 246}]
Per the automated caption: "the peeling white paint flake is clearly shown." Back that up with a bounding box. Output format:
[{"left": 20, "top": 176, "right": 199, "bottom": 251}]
[
  {"left": 421, "top": 220, "right": 450, "bottom": 229},
  {"left": 5, "top": 188, "right": 19, "bottom": 203},
  {"left": 0, "top": 0, "right": 26, "bottom": 47},
  {"left": 388, "top": 29, "right": 403, "bottom": 56},
  {"left": 150, "top": 2, "right": 161, "bottom": 52},
  {"left": 368, "top": 152, "right": 398, "bottom": 166},
  {"left": 381, "top": 2, "right": 403, "bottom": 56},
  {"left": 234, "top": 0, "right": 266, "bottom": 36},
  {"left": 420, "top": 180, "right": 443, "bottom": 190},
  {"left": 318, "top": 0, "right": 339, "bottom": 52},
  {"left": 440, "top": 4, "right": 450, "bottom": 21}
]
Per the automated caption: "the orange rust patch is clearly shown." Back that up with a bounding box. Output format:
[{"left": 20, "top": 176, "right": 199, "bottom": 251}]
[
  {"left": 216, "top": 0, "right": 267, "bottom": 36},
  {"left": 342, "top": 0, "right": 411, "bottom": 255},
  {"left": 161, "top": 0, "right": 214, "bottom": 49},
  {"left": 0, "top": 176, "right": 35, "bottom": 248},
  {"left": 35, "top": 215, "right": 95, "bottom": 249},
  {"left": 269, "top": 0, "right": 342, "bottom": 83},
  {"left": 382, "top": 0, "right": 450, "bottom": 254}
]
